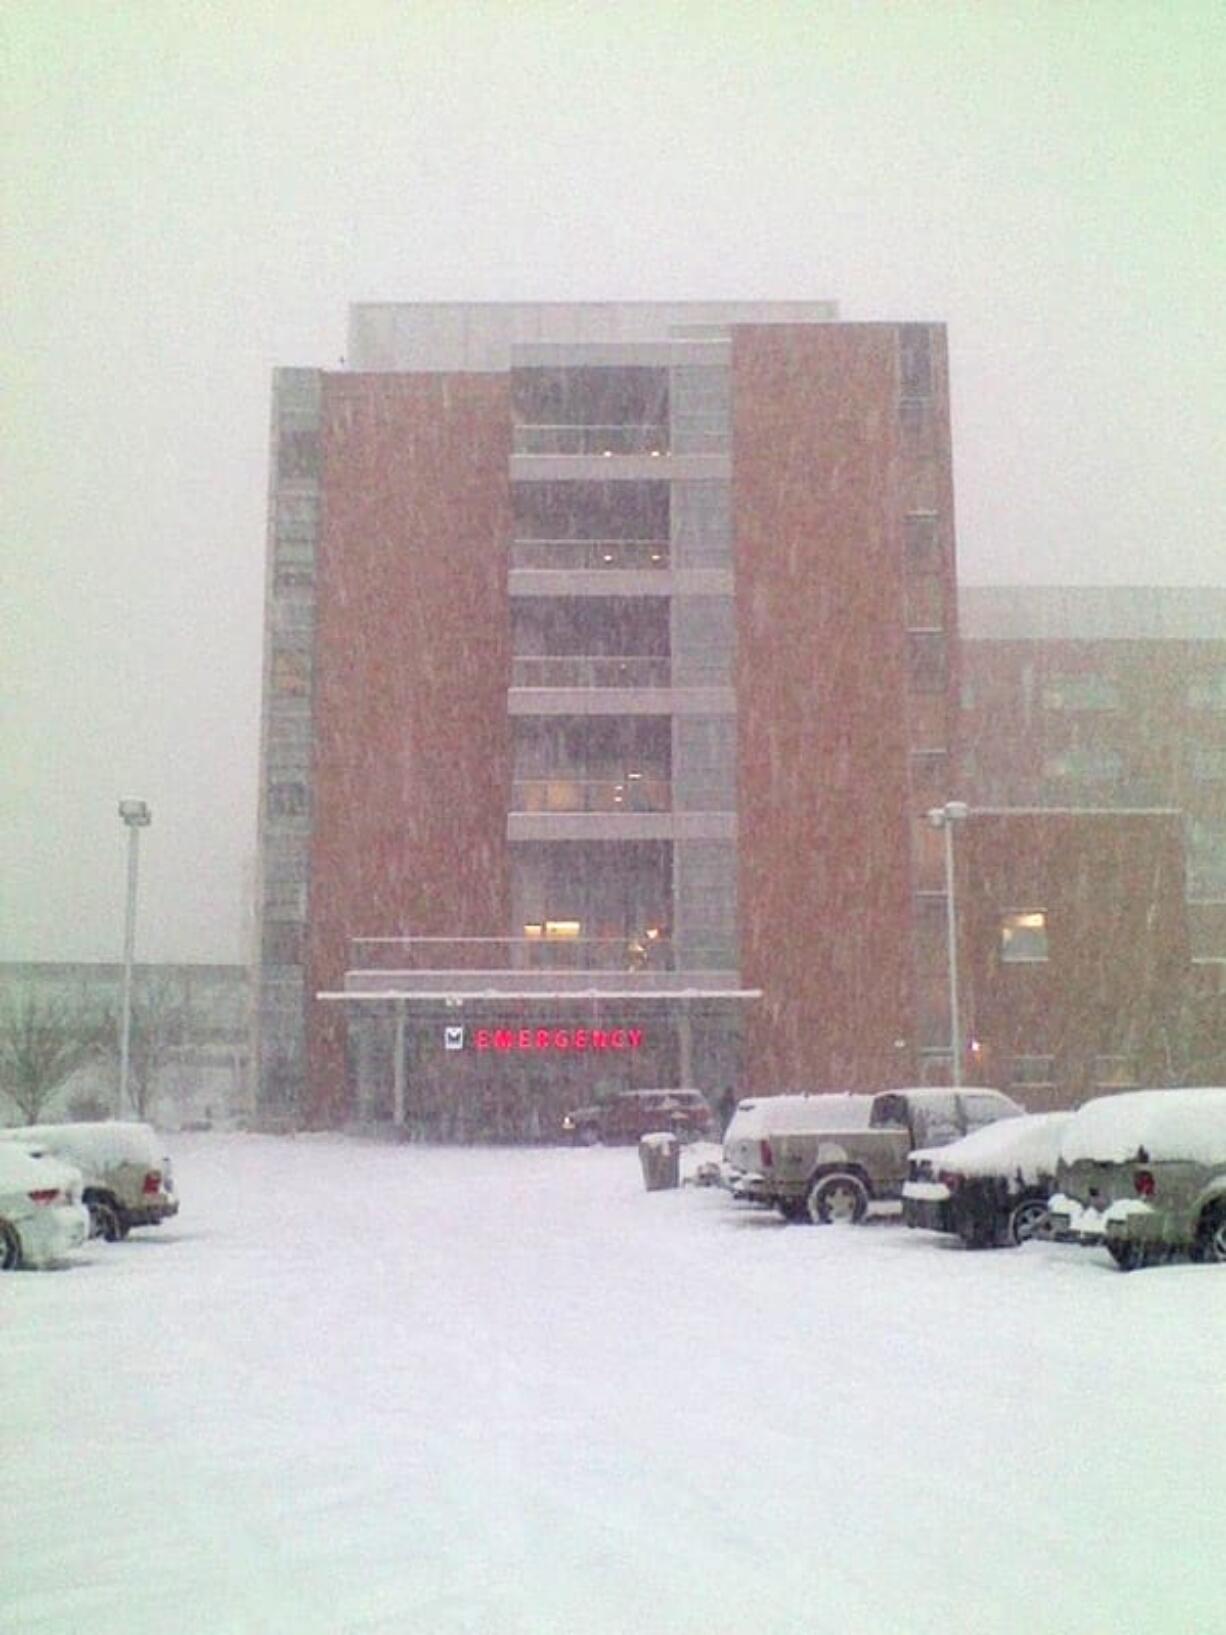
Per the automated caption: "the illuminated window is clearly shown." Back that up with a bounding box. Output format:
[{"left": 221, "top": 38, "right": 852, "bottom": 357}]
[
  {"left": 544, "top": 920, "right": 581, "bottom": 939},
  {"left": 1001, "top": 910, "right": 1048, "bottom": 963}
]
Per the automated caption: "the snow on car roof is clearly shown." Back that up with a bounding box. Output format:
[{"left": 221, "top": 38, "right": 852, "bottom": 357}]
[
  {"left": 882, "top": 1086, "right": 1013, "bottom": 1104},
  {"left": 0, "top": 1143, "right": 81, "bottom": 1194},
  {"left": 0, "top": 1121, "right": 163, "bottom": 1176},
  {"left": 1059, "top": 1089, "right": 1226, "bottom": 1165},
  {"left": 725, "top": 1093, "right": 873, "bottom": 1138},
  {"left": 912, "top": 1112, "right": 1072, "bottom": 1182}
]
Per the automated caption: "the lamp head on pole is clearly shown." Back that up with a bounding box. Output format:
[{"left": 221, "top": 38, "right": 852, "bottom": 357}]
[
  {"left": 118, "top": 799, "right": 152, "bottom": 828},
  {"left": 926, "top": 800, "right": 969, "bottom": 830}
]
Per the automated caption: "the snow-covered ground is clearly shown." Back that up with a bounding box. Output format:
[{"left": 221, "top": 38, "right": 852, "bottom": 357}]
[{"left": 4, "top": 1134, "right": 1225, "bottom": 1635}]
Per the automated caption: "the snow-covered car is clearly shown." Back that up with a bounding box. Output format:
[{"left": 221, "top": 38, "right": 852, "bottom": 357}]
[
  {"left": 1047, "top": 1088, "right": 1226, "bottom": 1270},
  {"left": 561, "top": 1089, "right": 714, "bottom": 1146},
  {"left": 722, "top": 1093, "right": 872, "bottom": 1206},
  {"left": 0, "top": 1121, "right": 178, "bottom": 1241},
  {"left": 903, "top": 1111, "right": 1072, "bottom": 1248},
  {"left": 0, "top": 1144, "right": 90, "bottom": 1270}
]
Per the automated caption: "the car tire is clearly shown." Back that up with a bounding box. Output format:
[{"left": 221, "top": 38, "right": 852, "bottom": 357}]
[
  {"left": 88, "top": 1199, "right": 124, "bottom": 1242},
  {"left": 576, "top": 1125, "right": 600, "bottom": 1147},
  {"left": 807, "top": 1173, "right": 868, "bottom": 1226},
  {"left": 1196, "top": 1204, "right": 1226, "bottom": 1265},
  {"left": 777, "top": 1197, "right": 810, "bottom": 1223},
  {"left": 1006, "top": 1197, "right": 1050, "bottom": 1247},
  {"left": 1107, "top": 1240, "right": 1145, "bottom": 1272},
  {"left": 0, "top": 1219, "right": 21, "bottom": 1272}
]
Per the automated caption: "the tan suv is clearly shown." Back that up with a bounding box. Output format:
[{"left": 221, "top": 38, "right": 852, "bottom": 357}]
[
  {"left": 0, "top": 1122, "right": 178, "bottom": 1242},
  {"left": 1048, "top": 1088, "right": 1226, "bottom": 1270}
]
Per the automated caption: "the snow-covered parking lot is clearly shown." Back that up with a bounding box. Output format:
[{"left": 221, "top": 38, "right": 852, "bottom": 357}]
[{"left": 4, "top": 1134, "right": 1225, "bottom": 1635}]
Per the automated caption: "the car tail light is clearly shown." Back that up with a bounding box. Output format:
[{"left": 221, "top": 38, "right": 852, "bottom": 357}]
[
  {"left": 759, "top": 1138, "right": 774, "bottom": 1169},
  {"left": 1133, "top": 1169, "right": 1156, "bottom": 1198},
  {"left": 27, "top": 1189, "right": 61, "bottom": 1205},
  {"left": 142, "top": 1171, "right": 163, "bottom": 1196}
]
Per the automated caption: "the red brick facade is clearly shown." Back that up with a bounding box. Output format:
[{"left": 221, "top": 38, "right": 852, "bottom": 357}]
[
  {"left": 305, "top": 375, "right": 513, "bottom": 1123},
  {"left": 732, "top": 326, "right": 955, "bottom": 1090}
]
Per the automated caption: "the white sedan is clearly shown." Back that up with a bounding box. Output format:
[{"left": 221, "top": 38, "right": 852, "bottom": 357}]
[{"left": 0, "top": 1143, "right": 90, "bottom": 1270}]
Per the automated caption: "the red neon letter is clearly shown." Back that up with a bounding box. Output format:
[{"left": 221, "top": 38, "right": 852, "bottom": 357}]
[
  {"left": 475, "top": 1029, "right": 491, "bottom": 1051},
  {"left": 627, "top": 1029, "right": 643, "bottom": 1050},
  {"left": 574, "top": 1029, "right": 588, "bottom": 1051},
  {"left": 592, "top": 1029, "right": 608, "bottom": 1050},
  {"left": 494, "top": 1030, "right": 514, "bottom": 1051},
  {"left": 518, "top": 1030, "right": 532, "bottom": 1051}
]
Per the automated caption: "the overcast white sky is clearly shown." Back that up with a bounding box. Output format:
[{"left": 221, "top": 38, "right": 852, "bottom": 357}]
[{"left": 3, "top": 0, "right": 1223, "bottom": 967}]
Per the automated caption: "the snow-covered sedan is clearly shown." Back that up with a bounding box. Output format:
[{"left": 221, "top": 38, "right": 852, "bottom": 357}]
[
  {"left": 0, "top": 1143, "right": 90, "bottom": 1270},
  {"left": 903, "top": 1111, "right": 1072, "bottom": 1248}
]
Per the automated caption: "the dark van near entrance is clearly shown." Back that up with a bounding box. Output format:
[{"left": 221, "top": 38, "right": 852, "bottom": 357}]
[{"left": 562, "top": 1089, "right": 715, "bottom": 1146}]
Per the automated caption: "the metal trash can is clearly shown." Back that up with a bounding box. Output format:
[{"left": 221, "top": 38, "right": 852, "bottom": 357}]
[{"left": 639, "top": 1131, "right": 680, "bottom": 1191}]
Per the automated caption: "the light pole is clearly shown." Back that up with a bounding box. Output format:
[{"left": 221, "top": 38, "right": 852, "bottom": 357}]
[
  {"left": 926, "top": 800, "right": 969, "bottom": 1087},
  {"left": 118, "top": 799, "right": 152, "bottom": 1117}
]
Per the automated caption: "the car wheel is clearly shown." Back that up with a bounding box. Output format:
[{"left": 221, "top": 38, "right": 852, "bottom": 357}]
[
  {"left": 88, "top": 1200, "right": 124, "bottom": 1242},
  {"left": 577, "top": 1125, "right": 600, "bottom": 1147},
  {"left": 0, "top": 1219, "right": 21, "bottom": 1272},
  {"left": 1007, "top": 1197, "right": 1050, "bottom": 1246},
  {"left": 1107, "top": 1240, "right": 1145, "bottom": 1272},
  {"left": 777, "top": 1197, "right": 810, "bottom": 1223},
  {"left": 1197, "top": 1205, "right": 1226, "bottom": 1265},
  {"left": 807, "top": 1173, "right": 868, "bottom": 1226}
]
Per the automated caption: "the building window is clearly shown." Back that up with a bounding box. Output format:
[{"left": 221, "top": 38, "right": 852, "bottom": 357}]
[
  {"left": 268, "top": 781, "right": 310, "bottom": 818},
  {"left": 264, "top": 881, "right": 306, "bottom": 919},
  {"left": 274, "top": 565, "right": 314, "bottom": 593},
  {"left": 907, "top": 632, "right": 948, "bottom": 694},
  {"left": 905, "top": 575, "right": 945, "bottom": 630},
  {"left": 1187, "top": 671, "right": 1226, "bottom": 711},
  {"left": 909, "top": 750, "right": 949, "bottom": 814},
  {"left": 1009, "top": 1054, "right": 1056, "bottom": 1088},
  {"left": 1001, "top": 910, "right": 1048, "bottom": 963},
  {"left": 899, "top": 326, "right": 933, "bottom": 397},
  {"left": 278, "top": 428, "right": 320, "bottom": 480},
  {"left": 904, "top": 513, "right": 941, "bottom": 573},
  {"left": 262, "top": 923, "right": 303, "bottom": 965},
  {"left": 907, "top": 693, "right": 948, "bottom": 754},
  {"left": 1094, "top": 1055, "right": 1136, "bottom": 1088},
  {"left": 1041, "top": 673, "right": 1120, "bottom": 711},
  {"left": 271, "top": 650, "right": 310, "bottom": 697},
  {"left": 275, "top": 493, "right": 319, "bottom": 542}
]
